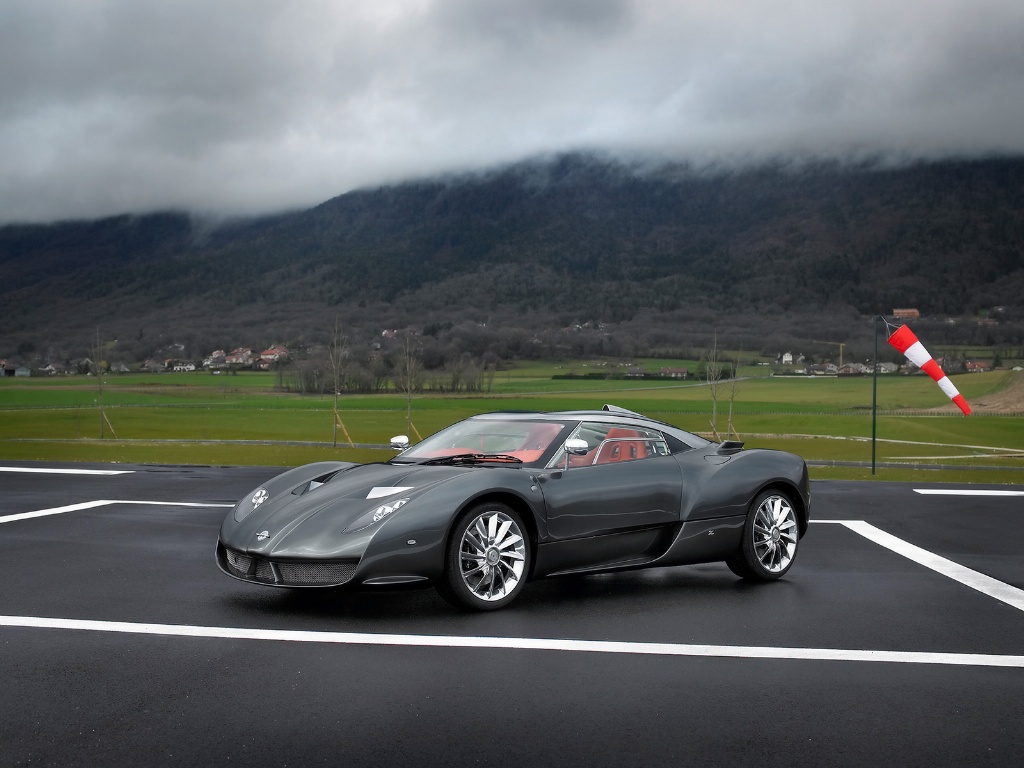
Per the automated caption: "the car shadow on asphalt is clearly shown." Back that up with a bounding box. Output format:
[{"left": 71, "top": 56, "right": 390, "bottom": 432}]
[{"left": 217, "top": 562, "right": 799, "bottom": 636}]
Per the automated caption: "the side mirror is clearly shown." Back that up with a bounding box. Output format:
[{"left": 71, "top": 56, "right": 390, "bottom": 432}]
[
  {"left": 390, "top": 435, "right": 410, "bottom": 451},
  {"left": 564, "top": 438, "right": 589, "bottom": 455},
  {"left": 562, "top": 438, "right": 589, "bottom": 470}
]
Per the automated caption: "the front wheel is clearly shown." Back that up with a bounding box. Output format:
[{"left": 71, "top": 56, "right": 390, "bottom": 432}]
[
  {"left": 437, "top": 503, "right": 531, "bottom": 611},
  {"left": 726, "top": 490, "right": 799, "bottom": 580}
]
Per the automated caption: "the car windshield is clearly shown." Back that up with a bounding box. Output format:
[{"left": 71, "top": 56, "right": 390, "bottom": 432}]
[{"left": 395, "top": 418, "right": 569, "bottom": 466}]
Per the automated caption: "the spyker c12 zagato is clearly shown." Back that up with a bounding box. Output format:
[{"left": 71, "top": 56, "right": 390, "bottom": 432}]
[{"left": 217, "top": 405, "right": 810, "bottom": 611}]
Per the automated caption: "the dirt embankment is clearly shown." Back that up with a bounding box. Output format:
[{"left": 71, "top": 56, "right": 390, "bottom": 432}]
[{"left": 937, "top": 370, "right": 1024, "bottom": 414}]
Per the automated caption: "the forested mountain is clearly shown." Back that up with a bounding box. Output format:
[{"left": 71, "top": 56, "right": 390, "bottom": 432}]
[{"left": 1, "top": 153, "right": 1022, "bottom": 365}]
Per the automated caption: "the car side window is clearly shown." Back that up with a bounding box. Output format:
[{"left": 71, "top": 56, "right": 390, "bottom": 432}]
[{"left": 547, "top": 422, "right": 670, "bottom": 468}]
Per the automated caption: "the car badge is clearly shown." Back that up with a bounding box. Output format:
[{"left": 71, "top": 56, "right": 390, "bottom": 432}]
[
  {"left": 252, "top": 489, "right": 269, "bottom": 509},
  {"left": 256, "top": 530, "right": 270, "bottom": 541}
]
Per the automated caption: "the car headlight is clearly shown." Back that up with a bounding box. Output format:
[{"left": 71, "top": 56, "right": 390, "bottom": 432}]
[
  {"left": 345, "top": 498, "right": 410, "bottom": 532},
  {"left": 372, "top": 497, "right": 409, "bottom": 522}
]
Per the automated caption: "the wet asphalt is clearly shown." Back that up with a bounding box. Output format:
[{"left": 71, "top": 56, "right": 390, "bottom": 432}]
[{"left": 2, "top": 463, "right": 1022, "bottom": 767}]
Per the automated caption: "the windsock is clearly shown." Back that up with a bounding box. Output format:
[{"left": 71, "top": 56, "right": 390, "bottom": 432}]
[{"left": 887, "top": 325, "right": 971, "bottom": 415}]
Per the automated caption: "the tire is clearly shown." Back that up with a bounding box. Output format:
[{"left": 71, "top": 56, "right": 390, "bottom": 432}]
[
  {"left": 437, "top": 502, "right": 531, "bottom": 611},
  {"left": 726, "top": 489, "right": 799, "bottom": 581}
]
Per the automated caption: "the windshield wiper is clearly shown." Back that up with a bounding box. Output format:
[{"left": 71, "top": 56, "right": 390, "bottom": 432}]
[{"left": 421, "top": 453, "right": 523, "bottom": 466}]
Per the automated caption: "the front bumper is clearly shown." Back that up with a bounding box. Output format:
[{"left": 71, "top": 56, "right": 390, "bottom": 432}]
[{"left": 217, "top": 542, "right": 360, "bottom": 587}]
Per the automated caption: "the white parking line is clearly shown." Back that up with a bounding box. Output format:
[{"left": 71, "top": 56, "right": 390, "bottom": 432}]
[
  {"left": 914, "top": 488, "right": 1024, "bottom": 496},
  {"left": 0, "top": 466, "right": 133, "bottom": 475},
  {"left": 3, "top": 497, "right": 1021, "bottom": 667},
  {"left": 814, "top": 520, "right": 1024, "bottom": 612},
  {"left": 0, "top": 499, "right": 233, "bottom": 524},
  {"left": 1, "top": 614, "right": 1022, "bottom": 668}
]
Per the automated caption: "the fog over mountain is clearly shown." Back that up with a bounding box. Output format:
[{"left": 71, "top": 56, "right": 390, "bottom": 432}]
[
  {"left": 2, "top": 0, "right": 1023, "bottom": 224},
  {"left": 2, "top": 154, "right": 1022, "bottom": 366}
]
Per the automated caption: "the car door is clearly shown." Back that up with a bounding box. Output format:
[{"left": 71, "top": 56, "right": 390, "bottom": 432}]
[{"left": 532, "top": 421, "right": 684, "bottom": 577}]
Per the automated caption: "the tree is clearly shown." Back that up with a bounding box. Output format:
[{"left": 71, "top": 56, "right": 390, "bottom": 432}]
[
  {"left": 395, "top": 331, "right": 423, "bottom": 440},
  {"left": 705, "top": 334, "right": 722, "bottom": 441},
  {"left": 91, "top": 328, "right": 116, "bottom": 439},
  {"left": 327, "top": 319, "right": 352, "bottom": 448},
  {"left": 725, "top": 354, "right": 741, "bottom": 440}
]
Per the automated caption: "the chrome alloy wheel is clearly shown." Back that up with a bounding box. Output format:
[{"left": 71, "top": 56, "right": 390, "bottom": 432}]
[
  {"left": 751, "top": 493, "right": 798, "bottom": 574},
  {"left": 458, "top": 510, "right": 527, "bottom": 602}
]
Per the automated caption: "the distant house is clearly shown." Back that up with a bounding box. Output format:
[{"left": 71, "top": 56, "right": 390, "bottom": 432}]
[
  {"left": 14, "top": 366, "right": 31, "bottom": 377},
  {"left": 965, "top": 361, "right": 990, "bottom": 373},
  {"left": 893, "top": 308, "right": 921, "bottom": 319},
  {"left": 258, "top": 345, "right": 290, "bottom": 369},
  {"left": 224, "top": 348, "right": 255, "bottom": 368},
  {"left": 659, "top": 367, "right": 688, "bottom": 379},
  {"left": 936, "top": 357, "right": 966, "bottom": 375},
  {"left": 204, "top": 350, "right": 227, "bottom": 369},
  {"left": 781, "top": 352, "right": 793, "bottom": 365},
  {"left": 839, "top": 363, "right": 871, "bottom": 375},
  {"left": 172, "top": 361, "right": 196, "bottom": 372},
  {"left": 260, "top": 344, "right": 289, "bottom": 362}
]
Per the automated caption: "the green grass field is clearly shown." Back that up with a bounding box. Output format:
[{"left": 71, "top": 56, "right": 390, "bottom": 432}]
[{"left": 2, "top": 366, "right": 1021, "bottom": 483}]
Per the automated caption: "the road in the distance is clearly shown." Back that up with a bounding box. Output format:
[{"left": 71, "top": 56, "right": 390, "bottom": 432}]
[{"left": 1, "top": 462, "right": 1022, "bottom": 767}]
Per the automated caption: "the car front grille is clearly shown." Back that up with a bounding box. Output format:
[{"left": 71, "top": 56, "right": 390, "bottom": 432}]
[
  {"left": 225, "top": 548, "right": 252, "bottom": 573},
  {"left": 277, "top": 561, "right": 358, "bottom": 586},
  {"left": 221, "top": 546, "right": 358, "bottom": 587}
]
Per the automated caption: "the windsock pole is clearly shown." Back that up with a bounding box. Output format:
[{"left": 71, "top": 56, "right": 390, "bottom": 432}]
[{"left": 872, "top": 317, "right": 879, "bottom": 475}]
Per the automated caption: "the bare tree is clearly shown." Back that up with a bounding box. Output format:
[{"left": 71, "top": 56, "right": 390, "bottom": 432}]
[
  {"left": 327, "top": 318, "right": 353, "bottom": 448},
  {"left": 705, "top": 334, "right": 722, "bottom": 441},
  {"left": 91, "top": 328, "right": 116, "bottom": 439},
  {"left": 396, "top": 330, "right": 423, "bottom": 440},
  {"left": 725, "top": 353, "right": 741, "bottom": 440}
]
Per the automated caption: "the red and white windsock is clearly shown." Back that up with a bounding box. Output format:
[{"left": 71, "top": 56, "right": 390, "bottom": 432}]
[{"left": 887, "top": 325, "right": 971, "bottom": 415}]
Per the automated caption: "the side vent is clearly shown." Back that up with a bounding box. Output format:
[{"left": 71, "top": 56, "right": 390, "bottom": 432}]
[{"left": 717, "top": 441, "right": 745, "bottom": 455}]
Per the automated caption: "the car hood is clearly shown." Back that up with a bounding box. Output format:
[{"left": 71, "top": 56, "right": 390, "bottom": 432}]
[{"left": 227, "top": 462, "right": 489, "bottom": 557}]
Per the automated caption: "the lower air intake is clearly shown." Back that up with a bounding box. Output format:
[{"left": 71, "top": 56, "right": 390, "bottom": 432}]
[
  {"left": 222, "top": 546, "right": 357, "bottom": 586},
  {"left": 225, "top": 549, "right": 252, "bottom": 574},
  {"left": 277, "top": 561, "right": 358, "bottom": 586}
]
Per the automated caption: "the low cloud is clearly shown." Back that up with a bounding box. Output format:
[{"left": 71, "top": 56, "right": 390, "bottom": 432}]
[{"left": 2, "top": 0, "right": 1022, "bottom": 223}]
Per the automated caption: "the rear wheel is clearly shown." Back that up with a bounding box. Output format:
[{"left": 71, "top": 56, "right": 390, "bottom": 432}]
[
  {"left": 437, "top": 502, "right": 530, "bottom": 611},
  {"left": 726, "top": 490, "right": 799, "bottom": 580}
]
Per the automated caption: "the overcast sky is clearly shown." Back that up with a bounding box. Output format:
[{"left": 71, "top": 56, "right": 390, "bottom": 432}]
[{"left": 2, "top": 0, "right": 1023, "bottom": 224}]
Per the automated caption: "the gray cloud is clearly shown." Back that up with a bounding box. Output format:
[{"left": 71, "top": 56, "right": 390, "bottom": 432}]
[{"left": 1, "top": 0, "right": 1022, "bottom": 223}]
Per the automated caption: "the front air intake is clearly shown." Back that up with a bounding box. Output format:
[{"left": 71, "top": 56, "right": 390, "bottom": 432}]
[{"left": 220, "top": 545, "right": 358, "bottom": 587}]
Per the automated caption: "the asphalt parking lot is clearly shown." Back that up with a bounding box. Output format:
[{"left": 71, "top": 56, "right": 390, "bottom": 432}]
[{"left": 2, "top": 463, "right": 1022, "bottom": 767}]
